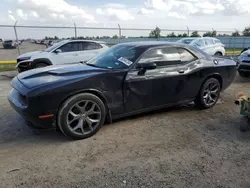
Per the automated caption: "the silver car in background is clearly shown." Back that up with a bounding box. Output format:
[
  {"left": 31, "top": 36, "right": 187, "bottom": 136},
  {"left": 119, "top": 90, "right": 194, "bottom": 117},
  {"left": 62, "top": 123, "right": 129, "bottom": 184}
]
[{"left": 177, "top": 37, "right": 225, "bottom": 56}]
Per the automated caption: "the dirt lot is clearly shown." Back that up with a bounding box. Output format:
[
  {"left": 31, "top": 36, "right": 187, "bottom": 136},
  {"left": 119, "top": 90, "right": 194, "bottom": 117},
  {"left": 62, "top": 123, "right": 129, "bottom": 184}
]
[
  {"left": 0, "top": 73, "right": 250, "bottom": 188},
  {"left": 0, "top": 42, "right": 46, "bottom": 61}
]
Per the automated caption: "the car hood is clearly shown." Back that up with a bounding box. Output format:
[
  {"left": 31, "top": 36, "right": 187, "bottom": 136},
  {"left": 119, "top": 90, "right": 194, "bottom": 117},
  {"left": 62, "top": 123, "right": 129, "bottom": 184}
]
[
  {"left": 18, "top": 51, "right": 48, "bottom": 58},
  {"left": 17, "top": 63, "right": 109, "bottom": 89}
]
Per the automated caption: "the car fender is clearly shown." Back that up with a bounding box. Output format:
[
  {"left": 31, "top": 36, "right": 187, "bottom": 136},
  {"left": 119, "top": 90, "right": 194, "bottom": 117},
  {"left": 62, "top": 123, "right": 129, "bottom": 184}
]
[{"left": 59, "top": 88, "right": 112, "bottom": 123}]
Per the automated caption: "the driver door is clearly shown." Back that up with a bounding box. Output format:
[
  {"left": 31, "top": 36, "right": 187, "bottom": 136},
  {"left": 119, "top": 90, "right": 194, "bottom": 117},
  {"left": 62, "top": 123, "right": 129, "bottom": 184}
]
[{"left": 124, "top": 47, "right": 191, "bottom": 113}]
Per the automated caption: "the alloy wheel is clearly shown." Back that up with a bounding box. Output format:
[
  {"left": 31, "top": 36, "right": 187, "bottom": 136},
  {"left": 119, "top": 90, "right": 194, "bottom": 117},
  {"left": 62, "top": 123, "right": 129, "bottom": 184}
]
[
  {"left": 66, "top": 100, "right": 101, "bottom": 136},
  {"left": 203, "top": 81, "right": 220, "bottom": 106}
]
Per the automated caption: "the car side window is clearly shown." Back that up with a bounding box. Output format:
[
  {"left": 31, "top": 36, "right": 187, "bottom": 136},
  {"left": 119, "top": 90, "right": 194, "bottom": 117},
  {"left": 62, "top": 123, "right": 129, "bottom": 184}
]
[
  {"left": 138, "top": 47, "right": 181, "bottom": 66},
  {"left": 177, "top": 48, "right": 197, "bottom": 63},
  {"left": 81, "top": 42, "right": 103, "bottom": 50},
  {"left": 138, "top": 47, "right": 196, "bottom": 67},
  {"left": 193, "top": 39, "right": 205, "bottom": 48},
  {"left": 58, "top": 42, "right": 80, "bottom": 53},
  {"left": 214, "top": 39, "right": 221, "bottom": 44},
  {"left": 205, "top": 39, "right": 214, "bottom": 45}
]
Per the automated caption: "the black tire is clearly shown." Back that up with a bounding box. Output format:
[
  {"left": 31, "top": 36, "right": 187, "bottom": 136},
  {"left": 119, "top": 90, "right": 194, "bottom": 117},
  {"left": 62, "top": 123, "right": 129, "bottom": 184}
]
[
  {"left": 57, "top": 93, "right": 106, "bottom": 140},
  {"left": 214, "top": 52, "right": 222, "bottom": 56},
  {"left": 195, "top": 78, "right": 221, "bottom": 109},
  {"left": 35, "top": 63, "right": 48, "bottom": 69},
  {"left": 238, "top": 71, "right": 249, "bottom": 77}
]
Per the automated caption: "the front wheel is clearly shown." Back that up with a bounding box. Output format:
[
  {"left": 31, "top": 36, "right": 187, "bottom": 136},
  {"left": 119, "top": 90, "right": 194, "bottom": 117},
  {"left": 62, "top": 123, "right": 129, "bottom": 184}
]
[
  {"left": 57, "top": 93, "right": 106, "bottom": 139},
  {"left": 195, "top": 78, "right": 221, "bottom": 109}
]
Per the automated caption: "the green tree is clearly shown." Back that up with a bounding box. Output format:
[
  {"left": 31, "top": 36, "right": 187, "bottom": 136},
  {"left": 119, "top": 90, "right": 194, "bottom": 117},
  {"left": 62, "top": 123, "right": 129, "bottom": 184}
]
[
  {"left": 191, "top": 31, "right": 200, "bottom": 37},
  {"left": 203, "top": 31, "right": 212, "bottom": 37},
  {"left": 232, "top": 31, "right": 240, "bottom": 37},
  {"left": 54, "top": 36, "right": 59, "bottom": 40},
  {"left": 112, "top": 35, "right": 119, "bottom": 39},
  {"left": 149, "top": 26, "right": 161, "bottom": 38},
  {"left": 182, "top": 33, "right": 188, "bottom": 37},
  {"left": 167, "top": 32, "right": 176, "bottom": 37},
  {"left": 243, "top": 27, "right": 250, "bottom": 36},
  {"left": 203, "top": 31, "right": 216, "bottom": 37},
  {"left": 211, "top": 30, "right": 217, "bottom": 37}
]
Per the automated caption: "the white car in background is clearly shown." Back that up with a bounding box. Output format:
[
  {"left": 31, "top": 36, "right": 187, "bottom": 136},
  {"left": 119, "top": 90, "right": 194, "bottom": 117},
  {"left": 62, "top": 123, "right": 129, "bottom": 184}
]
[
  {"left": 177, "top": 37, "right": 225, "bottom": 56},
  {"left": 16, "top": 40, "right": 109, "bottom": 72}
]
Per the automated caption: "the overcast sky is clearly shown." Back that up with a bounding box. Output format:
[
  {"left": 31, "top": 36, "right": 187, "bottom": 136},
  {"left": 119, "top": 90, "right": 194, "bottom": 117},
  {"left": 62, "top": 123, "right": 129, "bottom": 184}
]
[{"left": 1, "top": 0, "right": 250, "bottom": 39}]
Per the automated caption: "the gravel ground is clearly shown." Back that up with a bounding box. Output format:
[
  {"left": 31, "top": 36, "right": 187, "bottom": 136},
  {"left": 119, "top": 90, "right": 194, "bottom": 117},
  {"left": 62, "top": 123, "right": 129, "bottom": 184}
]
[
  {"left": 0, "top": 42, "right": 46, "bottom": 61},
  {"left": 0, "top": 74, "right": 250, "bottom": 188}
]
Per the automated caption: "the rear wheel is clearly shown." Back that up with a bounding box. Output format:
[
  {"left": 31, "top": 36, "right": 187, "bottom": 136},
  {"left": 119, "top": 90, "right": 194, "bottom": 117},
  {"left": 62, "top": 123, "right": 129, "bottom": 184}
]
[
  {"left": 214, "top": 52, "right": 222, "bottom": 56},
  {"left": 57, "top": 93, "right": 106, "bottom": 139},
  {"left": 195, "top": 78, "right": 221, "bottom": 109}
]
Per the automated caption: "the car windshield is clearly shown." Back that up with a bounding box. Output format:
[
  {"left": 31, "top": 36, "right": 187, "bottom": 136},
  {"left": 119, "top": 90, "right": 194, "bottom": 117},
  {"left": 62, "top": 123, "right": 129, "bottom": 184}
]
[
  {"left": 86, "top": 45, "right": 145, "bottom": 69},
  {"left": 43, "top": 40, "right": 67, "bottom": 52},
  {"left": 177, "top": 38, "right": 194, "bottom": 44}
]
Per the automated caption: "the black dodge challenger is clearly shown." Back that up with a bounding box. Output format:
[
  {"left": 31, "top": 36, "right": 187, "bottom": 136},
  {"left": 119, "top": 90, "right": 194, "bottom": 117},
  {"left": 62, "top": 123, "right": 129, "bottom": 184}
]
[{"left": 8, "top": 42, "right": 237, "bottom": 139}]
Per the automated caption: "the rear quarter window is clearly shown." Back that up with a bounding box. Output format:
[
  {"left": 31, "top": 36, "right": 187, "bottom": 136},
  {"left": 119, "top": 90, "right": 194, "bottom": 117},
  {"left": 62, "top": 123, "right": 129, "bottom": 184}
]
[{"left": 214, "top": 39, "right": 222, "bottom": 44}]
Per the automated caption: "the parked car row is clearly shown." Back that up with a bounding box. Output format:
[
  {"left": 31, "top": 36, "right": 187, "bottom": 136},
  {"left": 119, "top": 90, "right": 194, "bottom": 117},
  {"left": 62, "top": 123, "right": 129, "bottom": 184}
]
[
  {"left": 2, "top": 40, "right": 22, "bottom": 49},
  {"left": 31, "top": 39, "right": 62, "bottom": 47},
  {"left": 9, "top": 40, "right": 237, "bottom": 140}
]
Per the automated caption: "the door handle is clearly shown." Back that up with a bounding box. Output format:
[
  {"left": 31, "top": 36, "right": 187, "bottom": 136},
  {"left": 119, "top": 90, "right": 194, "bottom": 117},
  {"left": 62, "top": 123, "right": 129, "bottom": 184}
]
[
  {"left": 178, "top": 70, "right": 185, "bottom": 74},
  {"left": 73, "top": 53, "right": 79, "bottom": 56}
]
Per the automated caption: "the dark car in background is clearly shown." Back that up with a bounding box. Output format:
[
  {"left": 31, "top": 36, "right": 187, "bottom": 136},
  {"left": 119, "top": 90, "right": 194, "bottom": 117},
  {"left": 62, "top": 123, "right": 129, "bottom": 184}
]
[
  {"left": 2, "top": 40, "right": 18, "bottom": 49},
  {"left": 236, "top": 48, "right": 250, "bottom": 77},
  {"left": 8, "top": 42, "right": 236, "bottom": 140}
]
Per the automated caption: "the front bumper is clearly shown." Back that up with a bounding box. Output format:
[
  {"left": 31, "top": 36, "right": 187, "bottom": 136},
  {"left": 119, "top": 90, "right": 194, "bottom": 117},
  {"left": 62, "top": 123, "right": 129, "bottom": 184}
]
[
  {"left": 8, "top": 88, "right": 55, "bottom": 129},
  {"left": 237, "top": 63, "right": 250, "bottom": 72},
  {"left": 16, "top": 60, "right": 33, "bottom": 72}
]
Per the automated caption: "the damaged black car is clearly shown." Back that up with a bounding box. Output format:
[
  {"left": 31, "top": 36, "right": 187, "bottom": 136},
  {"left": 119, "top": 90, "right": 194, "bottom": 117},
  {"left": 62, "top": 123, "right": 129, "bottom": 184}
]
[{"left": 8, "top": 42, "right": 236, "bottom": 139}]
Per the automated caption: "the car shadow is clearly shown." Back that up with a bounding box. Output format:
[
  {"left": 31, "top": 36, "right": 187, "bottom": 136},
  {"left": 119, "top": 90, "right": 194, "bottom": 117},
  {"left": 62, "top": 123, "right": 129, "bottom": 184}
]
[
  {"left": 233, "top": 74, "right": 250, "bottom": 83},
  {"left": 110, "top": 103, "right": 197, "bottom": 124},
  {"left": 0, "top": 115, "right": 71, "bottom": 145}
]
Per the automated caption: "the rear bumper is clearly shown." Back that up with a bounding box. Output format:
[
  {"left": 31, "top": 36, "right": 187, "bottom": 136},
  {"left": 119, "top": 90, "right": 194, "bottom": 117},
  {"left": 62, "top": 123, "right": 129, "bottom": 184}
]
[
  {"left": 8, "top": 88, "right": 55, "bottom": 129},
  {"left": 3, "top": 44, "right": 16, "bottom": 49}
]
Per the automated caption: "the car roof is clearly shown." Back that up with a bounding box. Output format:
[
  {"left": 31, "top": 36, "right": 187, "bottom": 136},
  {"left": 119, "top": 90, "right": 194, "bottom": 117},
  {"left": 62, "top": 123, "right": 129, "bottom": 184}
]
[
  {"left": 116, "top": 41, "right": 190, "bottom": 48},
  {"left": 68, "top": 39, "right": 106, "bottom": 44}
]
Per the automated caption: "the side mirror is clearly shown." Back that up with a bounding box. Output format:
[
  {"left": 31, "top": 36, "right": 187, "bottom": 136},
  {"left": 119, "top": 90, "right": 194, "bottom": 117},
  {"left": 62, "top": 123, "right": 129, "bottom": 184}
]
[
  {"left": 55, "top": 49, "right": 62, "bottom": 54},
  {"left": 137, "top": 62, "right": 157, "bottom": 75}
]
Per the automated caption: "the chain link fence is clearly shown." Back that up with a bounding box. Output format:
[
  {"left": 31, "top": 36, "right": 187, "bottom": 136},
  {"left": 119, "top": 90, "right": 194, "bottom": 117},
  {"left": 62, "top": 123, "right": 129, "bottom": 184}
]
[{"left": 0, "top": 24, "right": 249, "bottom": 61}]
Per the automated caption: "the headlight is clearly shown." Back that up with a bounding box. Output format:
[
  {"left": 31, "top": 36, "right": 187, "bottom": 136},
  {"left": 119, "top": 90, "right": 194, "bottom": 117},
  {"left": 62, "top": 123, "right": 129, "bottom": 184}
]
[{"left": 20, "top": 56, "right": 31, "bottom": 60}]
